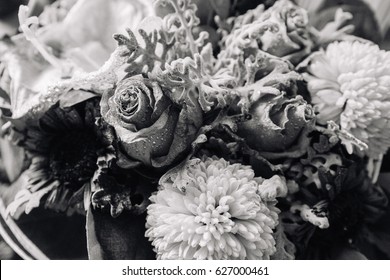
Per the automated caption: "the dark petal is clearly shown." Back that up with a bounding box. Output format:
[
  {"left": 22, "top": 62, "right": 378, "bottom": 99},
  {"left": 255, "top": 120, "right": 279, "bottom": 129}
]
[
  {"left": 115, "top": 87, "right": 153, "bottom": 130},
  {"left": 115, "top": 151, "right": 142, "bottom": 169},
  {"left": 38, "top": 109, "right": 65, "bottom": 132},
  {"left": 119, "top": 105, "right": 180, "bottom": 166},
  {"left": 86, "top": 207, "right": 155, "bottom": 260},
  {"left": 100, "top": 89, "right": 120, "bottom": 128},
  {"left": 102, "top": 89, "right": 136, "bottom": 131},
  {"left": 52, "top": 107, "right": 70, "bottom": 128},
  {"left": 60, "top": 109, "right": 83, "bottom": 129},
  {"left": 238, "top": 95, "right": 313, "bottom": 153},
  {"left": 151, "top": 99, "right": 203, "bottom": 168},
  {"left": 112, "top": 78, "right": 154, "bottom": 130}
]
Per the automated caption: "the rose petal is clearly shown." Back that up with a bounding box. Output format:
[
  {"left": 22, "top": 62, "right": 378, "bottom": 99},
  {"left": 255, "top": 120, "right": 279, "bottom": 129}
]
[
  {"left": 238, "top": 94, "right": 313, "bottom": 153},
  {"left": 117, "top": 105, "right": 180, "bottom": 166},
  {"left": 151, "top": 95, "right": 203, "bottom": 167}
]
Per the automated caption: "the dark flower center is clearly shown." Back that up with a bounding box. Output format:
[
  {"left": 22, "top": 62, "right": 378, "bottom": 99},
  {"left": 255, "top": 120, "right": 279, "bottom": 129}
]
[
  {"left": 328, "top": 192, "right": 364, "bottom": 236},
  {"left": 48, "top": 129, "right": 100, "bottom": 188},
  {"left": 118, "top": 86, "right": 140, "bottom": 116}
]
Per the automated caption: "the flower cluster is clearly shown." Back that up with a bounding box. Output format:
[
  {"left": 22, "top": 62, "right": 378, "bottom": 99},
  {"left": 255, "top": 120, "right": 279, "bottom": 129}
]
[{"left": 0, "top": 0, "right": 389, "bottom": 260}]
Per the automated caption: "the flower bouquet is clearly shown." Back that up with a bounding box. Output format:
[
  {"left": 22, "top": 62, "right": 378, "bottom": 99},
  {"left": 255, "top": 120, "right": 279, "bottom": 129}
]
[{"left": 0, "top": 0, "right": 390, "bottom": 260}]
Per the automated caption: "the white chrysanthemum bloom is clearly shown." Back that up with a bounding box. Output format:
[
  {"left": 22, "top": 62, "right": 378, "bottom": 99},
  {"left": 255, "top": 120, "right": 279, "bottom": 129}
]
[
  {"left": 303, "top": 41, "right": 390, "bottom": 158},
  {"left": 145, "top": 157, "right": 287, "bottom": 260}
]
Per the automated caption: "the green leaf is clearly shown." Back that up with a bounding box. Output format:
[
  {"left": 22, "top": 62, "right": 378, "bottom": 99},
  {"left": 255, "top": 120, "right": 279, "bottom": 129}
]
[{"left": 86, "top": 207, "right": 155, "bottom": 259}]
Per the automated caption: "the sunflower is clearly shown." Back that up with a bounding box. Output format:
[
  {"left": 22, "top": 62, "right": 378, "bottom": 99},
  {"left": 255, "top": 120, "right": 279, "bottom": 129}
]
[{"left": 7, "top": 98, "right": 114, "bottom": 216}]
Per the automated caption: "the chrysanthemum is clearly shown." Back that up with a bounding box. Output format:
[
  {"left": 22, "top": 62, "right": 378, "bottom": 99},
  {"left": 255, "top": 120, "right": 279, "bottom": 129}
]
[
  {"left": 302, "top": 41, "right": 390, "bottom": 158},
  {"left": 7, "top": 98, "right": 113, "bottom": 215},
  {"left": 145, "top": 157, "right": 287, "bottom": 260}
]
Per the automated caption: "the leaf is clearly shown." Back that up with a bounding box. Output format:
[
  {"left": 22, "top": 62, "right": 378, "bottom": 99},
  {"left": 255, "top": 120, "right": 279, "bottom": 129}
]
[
  {"left": 312, "top": 8, "right": 372, "bottom": 46},
  {"left": 0, "top": 131, "right": 26, "bottom": 183},
  {"left": 331, "top": 246, "right": 367, "bottom": 260},
  {"left": 154, "top": 54, "right": 233, "bottom": 111},
  {"left": 115, "top": 27, "right": 167, "bottom": 76},
  {"left": 312, "top": 1, "right": 382, "bottom": 44},
  {"left": 313, "top": 135, "right": 332, "bottom": 153},
  {"left": 271, "top": 223, "right": 296, "bottom": 260},
  {"left": 112, "top": 11, "right": 181, "bottom": 77},
  {"left": 156, "top": 0, "right": 205, "bottom": 57},
  {"left": 58, "top": 90, "right": 97, "bottom": 108},
  {"left": 86, "top": 207, "right": 155, "bottom": 259}
]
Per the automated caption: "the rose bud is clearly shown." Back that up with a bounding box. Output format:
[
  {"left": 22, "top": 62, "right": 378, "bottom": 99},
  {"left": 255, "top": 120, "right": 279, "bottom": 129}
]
[
  {"left": 237, "top": 93, "right": 314, "bottom": 153},
  {"left": 218, "top": 0, "right": 313, "bottom": 66}
]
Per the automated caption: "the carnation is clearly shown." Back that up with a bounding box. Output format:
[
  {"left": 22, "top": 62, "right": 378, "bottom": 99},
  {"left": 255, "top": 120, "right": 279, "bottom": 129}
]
[
  {"left": 302, "top": 41, "right": 390, "bottom": 158},
  {"left": 145, "top": 157, "right": 287, "bottom": 260}
]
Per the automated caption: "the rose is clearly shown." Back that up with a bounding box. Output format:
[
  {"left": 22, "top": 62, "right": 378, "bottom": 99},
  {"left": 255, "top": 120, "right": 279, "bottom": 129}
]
[
  {"left": 218, "top": 0, "right": 312, "bottom": 66},
  {"left": 254, "top": 0, "right": 312, "bottom": 61},
  {"left": 237, "top": 93, "right": 314, "bottom": 155},
  {"left": 100, "top": 76, "right": 203, "bottom": 168}
]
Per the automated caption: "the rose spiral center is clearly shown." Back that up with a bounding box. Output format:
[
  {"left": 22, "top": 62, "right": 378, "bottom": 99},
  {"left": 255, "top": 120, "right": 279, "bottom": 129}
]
[{"left": 118, "top": 86, "right": 140, "bottom": 116}]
